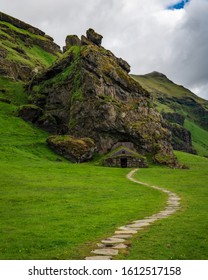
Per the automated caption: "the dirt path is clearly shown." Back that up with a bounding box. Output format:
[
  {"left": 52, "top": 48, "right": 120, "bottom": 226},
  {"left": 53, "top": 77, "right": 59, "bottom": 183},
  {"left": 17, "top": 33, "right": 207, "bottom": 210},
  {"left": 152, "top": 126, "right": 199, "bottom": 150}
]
[{"left": 85, "top": 168, "right": 180, "bottom": 260}]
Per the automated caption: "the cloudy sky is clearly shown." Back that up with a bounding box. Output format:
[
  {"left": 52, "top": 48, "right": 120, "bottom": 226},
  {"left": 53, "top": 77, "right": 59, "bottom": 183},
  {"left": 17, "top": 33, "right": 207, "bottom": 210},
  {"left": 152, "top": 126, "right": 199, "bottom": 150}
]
[{"left": 1, "top": 0, "right": 208, "bottom": 99}]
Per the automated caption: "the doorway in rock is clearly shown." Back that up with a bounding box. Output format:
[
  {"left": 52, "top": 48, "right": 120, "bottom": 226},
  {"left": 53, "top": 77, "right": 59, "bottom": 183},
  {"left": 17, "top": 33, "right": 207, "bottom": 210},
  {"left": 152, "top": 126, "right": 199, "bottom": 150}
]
[{"left": 120, "top": 158, "right": 127, "bottom": 168}]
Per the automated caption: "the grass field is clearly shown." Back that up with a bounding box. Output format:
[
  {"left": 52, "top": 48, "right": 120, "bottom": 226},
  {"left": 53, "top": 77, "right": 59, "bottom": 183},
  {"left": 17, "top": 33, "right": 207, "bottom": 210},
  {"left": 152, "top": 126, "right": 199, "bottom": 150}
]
[
  {"left": 0, "top": 101, "right": 167, "bottom": 260},
  {"left": 117, "top": 151, "right": 208, "bottom": 260},
  {"left": 0, "top": 97, "right": 208, "bottom": 260}
]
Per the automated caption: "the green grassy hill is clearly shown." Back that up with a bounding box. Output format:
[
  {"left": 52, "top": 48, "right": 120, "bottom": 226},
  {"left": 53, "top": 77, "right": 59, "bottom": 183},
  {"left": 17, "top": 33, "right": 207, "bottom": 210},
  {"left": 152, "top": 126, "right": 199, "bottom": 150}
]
[
  {"left": 0, "top": 12, "right": 208, "bottom": 260},
  {"left": 132, "top": 72, "right": 208, "bottom": 157}
]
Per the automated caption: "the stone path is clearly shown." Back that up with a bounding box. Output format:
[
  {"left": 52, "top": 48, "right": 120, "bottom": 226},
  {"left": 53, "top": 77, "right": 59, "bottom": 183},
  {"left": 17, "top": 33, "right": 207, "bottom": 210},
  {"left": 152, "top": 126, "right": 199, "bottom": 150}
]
[{"left": 85, "top": 168, "right": 180, "bottom": 260}]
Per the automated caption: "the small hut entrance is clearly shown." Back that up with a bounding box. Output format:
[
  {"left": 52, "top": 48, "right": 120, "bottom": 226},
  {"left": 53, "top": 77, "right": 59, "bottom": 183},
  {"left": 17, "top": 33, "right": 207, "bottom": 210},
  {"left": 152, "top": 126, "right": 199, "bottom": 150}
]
[{"left": 120, "top": 157, "right": 127, "bottom": 168}]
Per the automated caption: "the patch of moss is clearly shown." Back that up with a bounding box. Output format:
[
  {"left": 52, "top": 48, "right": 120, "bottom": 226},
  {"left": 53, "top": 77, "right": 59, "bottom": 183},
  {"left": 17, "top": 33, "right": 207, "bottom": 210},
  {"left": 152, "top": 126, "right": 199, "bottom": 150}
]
[
  {"left": 25, "top": 45, "right": 57, "bottom": 67},
  {"left": 68, "top": 118, "right": 77, "bottom": 129},
  {"left": 39, "top": 113, "right": 57, "bottom": 125},
  {"left": 19, "top": 104, "right": 42, "bottom": 111},
  {"left": 154, "top": 152, "right": 177, "bottom": 167}
]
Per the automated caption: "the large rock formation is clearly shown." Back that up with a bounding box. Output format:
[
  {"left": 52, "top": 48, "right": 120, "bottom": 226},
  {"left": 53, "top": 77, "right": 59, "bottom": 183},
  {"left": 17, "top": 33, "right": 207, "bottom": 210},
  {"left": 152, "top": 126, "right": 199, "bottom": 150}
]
[{"left": 22, "top": 29, "right": 179, "bottom": 167}]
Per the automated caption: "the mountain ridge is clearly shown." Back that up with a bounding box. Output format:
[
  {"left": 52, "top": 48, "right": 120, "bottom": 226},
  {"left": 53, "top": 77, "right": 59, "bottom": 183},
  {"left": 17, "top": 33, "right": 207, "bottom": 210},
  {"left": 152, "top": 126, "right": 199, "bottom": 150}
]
[{"left": 132, "top": 72, "right": 208, "bottom": 156}]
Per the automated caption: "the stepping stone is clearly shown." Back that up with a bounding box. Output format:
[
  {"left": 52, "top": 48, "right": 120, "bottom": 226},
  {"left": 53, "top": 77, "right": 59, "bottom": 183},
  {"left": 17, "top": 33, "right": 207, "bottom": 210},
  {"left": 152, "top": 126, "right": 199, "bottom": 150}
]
[
  {"left": 97, "top": 243, "right": 105, "bottom": 248},
  {"left": 119, "top": 226, "right": 140, "bottom": 231},
  {"left": 102, "top": 238, "right": 125, "bottom": 244},
  {"left": 154, "top": 214, "right": 168, "bottom": 218},
  {"left": 167, "top": 203, "right": 179, "bottom": 206},
  {"left": 118, "top": 226, "right": 131, "bottom": 230},
  {"left": 112, "top": 234, "right": 132, "bottom": 239},
  {"left": 133, "top": 219, "right": 154, "bottom": 223},
  {"left": 144, "top": 216, "right": 159, "bottom": 221},
  {"left": 85, "top": 256, "right": 112, "bottom": 260},
  {"left": 162, "top": 210, "right": 175, "bottom": 214},
  {"left": 128, "top": 222, "right": 150, "bottom": 228},
  {"left": 91, "top": 249, "right": 118, "bottom": 256},
  {"left": 115, "top": 230, "right": 137, "bottom": 234},
  {"left": 113, "top": 244, "right": 127, "bottom": 249},
  {"left": 163, "top": 190, "right": 172, "bottom": 194}
]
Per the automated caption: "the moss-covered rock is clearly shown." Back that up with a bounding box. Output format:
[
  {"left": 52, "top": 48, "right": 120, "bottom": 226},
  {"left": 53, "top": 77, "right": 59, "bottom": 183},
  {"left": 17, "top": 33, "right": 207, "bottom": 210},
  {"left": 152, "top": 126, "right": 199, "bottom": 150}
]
[
  {"left": 25, "top": 28, "right": 179, "bottom": 167},
  {"left": 18, "top": 104, "right": 43, "bottom": 123},
  {"left": 47, "top": 135, "right": 97, "bottom": 163}
]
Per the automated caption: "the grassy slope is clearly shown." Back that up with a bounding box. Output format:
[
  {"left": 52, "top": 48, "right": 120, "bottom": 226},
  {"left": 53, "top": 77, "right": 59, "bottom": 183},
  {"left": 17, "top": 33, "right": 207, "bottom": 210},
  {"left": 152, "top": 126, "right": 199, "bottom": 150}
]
[
  {"left": 0, "top": 96, "right": 208, "bottom": 260},
  {"left": 0, "top": 100, "right": 167, "bottom": 260},
  {"left": 184, "top": 119, "right": 208, "bottom": 157},
  {"left": 132, "top": 73, "right": 207, "bottom": 107},
  {"left": 0, "top": 20, "right": 58, "bottom": 71},
  {"left": 118, "top": 151, "right": 208, "bottom": 260},
  {"left": 132, "top": 73, "right": 208, "bottom": 157}
]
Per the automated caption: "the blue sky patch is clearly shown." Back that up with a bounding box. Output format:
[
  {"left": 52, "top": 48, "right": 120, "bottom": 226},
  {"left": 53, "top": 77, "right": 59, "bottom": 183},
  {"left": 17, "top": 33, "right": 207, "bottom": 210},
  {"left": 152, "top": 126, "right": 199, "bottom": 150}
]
[{"left": 168, "top": 0, "right": 190, "bottom": 10}]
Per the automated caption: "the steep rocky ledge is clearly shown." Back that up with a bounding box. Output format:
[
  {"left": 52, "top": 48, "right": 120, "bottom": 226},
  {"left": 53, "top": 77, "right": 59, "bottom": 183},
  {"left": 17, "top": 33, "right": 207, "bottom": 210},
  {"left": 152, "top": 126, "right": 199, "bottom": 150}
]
[
  {"left": 0, "top": 11, "right": 61, "bottom": 81},
  {"left": 162, "top": 112, "right": 196, "bottom": 154},
  {"left": 20, "top": 28, "right": 179, "bottom": 167}
]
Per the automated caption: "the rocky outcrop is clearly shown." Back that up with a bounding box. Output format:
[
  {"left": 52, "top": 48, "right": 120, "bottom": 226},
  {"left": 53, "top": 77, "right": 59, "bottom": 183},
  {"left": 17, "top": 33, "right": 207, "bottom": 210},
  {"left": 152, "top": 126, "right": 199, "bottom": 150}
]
[
  {"left": 86, "top": 28, "right": 103, "bottom": 46},
  {"left": 18, "top": 104, "right": 43, "bottom": 123},
  {"left": 162, "top": 112, "right": 185, "bottom": 126},
  {"left": 63, "top": 35, "right": 81, "bottom": 53},
  {"left": 167, "top": 123, "right": 196, "bottom": 154},
  {"left": 24, "top": 28, "right": 179, "bottom": 167},
  {"left": 47, "top": 135, "right": 97, "bottom": 162},
  {"left": 162, "top": 112, "right": 196, "bottom": 154}
]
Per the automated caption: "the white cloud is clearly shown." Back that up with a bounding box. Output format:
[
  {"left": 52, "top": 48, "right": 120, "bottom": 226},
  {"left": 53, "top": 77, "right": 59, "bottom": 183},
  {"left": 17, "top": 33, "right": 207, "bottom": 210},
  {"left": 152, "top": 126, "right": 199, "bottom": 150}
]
[{"left": 0, "top": 0, "right": 208, "bottom": 100}]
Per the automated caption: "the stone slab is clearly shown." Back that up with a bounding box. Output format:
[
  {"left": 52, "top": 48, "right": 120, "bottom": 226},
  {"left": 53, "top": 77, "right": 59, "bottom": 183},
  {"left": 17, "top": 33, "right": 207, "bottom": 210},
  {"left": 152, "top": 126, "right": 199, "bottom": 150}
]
[
  {"left": 133, "top": 219, "right": 156, "bottom": 223},
  {"left": 85, "top": 256, "right": 112, "bottom": 260},
  {"left": 91, "top": 249, "right": 118, "bottom": 256},
  {"left": 112, "top": 235, "right": 132, "bottom": 239},
  {"left": 128, "top": 223, "right": 150, "bottom": 228},
  {"left": 97, "top": 243, "right": 105, "bottom": 248},
  {"left": 115, "top": 230, "right": 137, "bottom": 234},
  {"left": 113, "top": 244, "right": 127, "bottom": 249},
  {"left": 102, "top": 238, "right": 125, "bottom": 244}
]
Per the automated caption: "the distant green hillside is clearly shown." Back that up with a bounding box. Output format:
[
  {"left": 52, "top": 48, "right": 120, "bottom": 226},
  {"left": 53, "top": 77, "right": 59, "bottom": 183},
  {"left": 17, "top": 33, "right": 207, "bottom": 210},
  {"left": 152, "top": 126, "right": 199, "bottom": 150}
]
[{"left": 132, "top": 72, "right": 208, "bottom": 157}]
